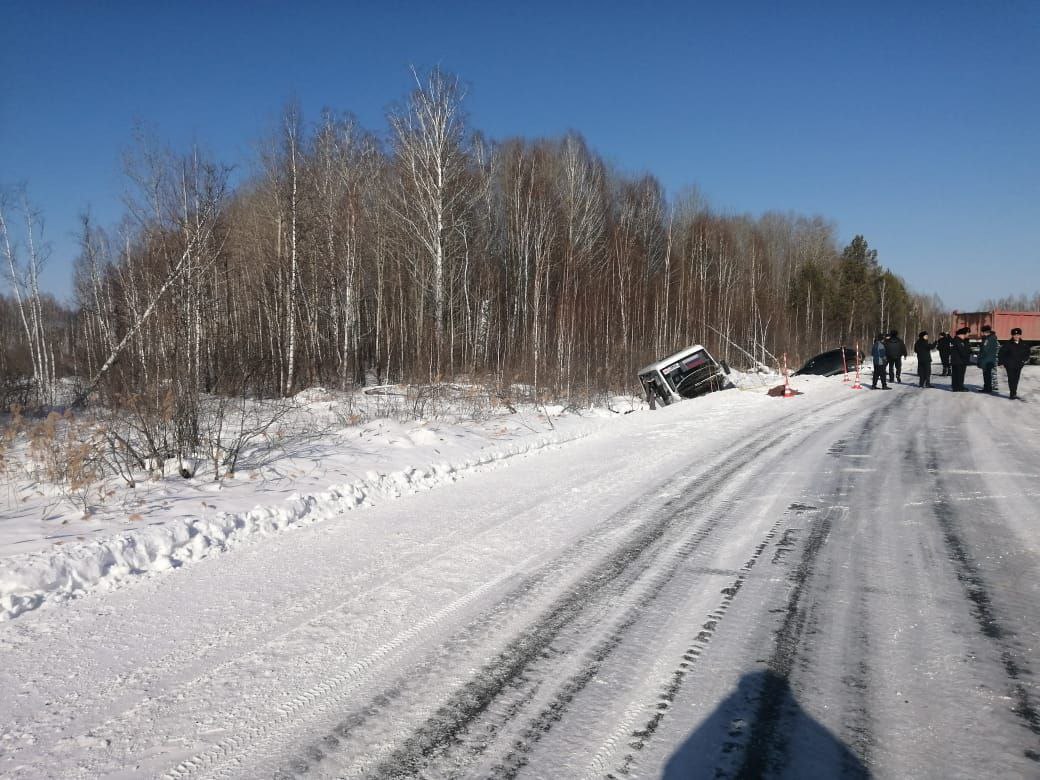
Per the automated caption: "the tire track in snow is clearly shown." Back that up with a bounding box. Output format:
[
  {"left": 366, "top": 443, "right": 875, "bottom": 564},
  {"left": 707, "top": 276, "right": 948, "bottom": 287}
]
[
  {"left": 607, "top": 398, "right": 884, "bottom": 779},
  {"left": 162, "top": 561, "right": 531, "bottom": 780},
  {"left": 924, "top": 444, "right": 1040, "bottom": 764},
  {"left": 3, "top": 522, "right": 523, "bottom": 756},
  {"left": 484, "top": 494, "right": 749, "bottom": 780},
  {"left": 267, "top": 417, "right": 818, "bottom": 777},
  {"left": 333, "top": 396, "right": 863, "bottom": 778},
  {"left": 366, "top": 434, "right": 787, "bottom": 780},
  {"left": 603, "top": 505, "right": 792, "bottom": 779},
  {"left": 815, "top": 413, "right": 880, "bottom": 769},
  {"left": 226, "top": 422, "right": 803, "bottom": 779},
  {"left": 731, "top": 503, "right": 848, "bottom": 778}
]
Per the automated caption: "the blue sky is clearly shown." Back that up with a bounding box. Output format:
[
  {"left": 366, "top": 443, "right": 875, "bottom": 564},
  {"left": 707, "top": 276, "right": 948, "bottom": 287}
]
[{"left": 2, "top": 1, "right": 1037, "bottom": 310}]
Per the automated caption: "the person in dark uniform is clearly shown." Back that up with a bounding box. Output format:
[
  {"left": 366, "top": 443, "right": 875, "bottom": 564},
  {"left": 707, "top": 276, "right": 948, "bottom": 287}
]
[
  {"left": 977, "top": 324, "right": 1000, "bottom": 394},
  {"left": 998, "top": 327, "right": 1030, "bottom": 400},
  {"left": 886, "top": 329, "right": 908, "bottom": 383},
  {"left": 936, "top": 331, "right": 954, "bottom": 376},
  {"left": 871, "top": 333, "right": 890, "bottom": 389},
  {"left": 913, "top": 331, "right": 933, "bottom": 388},
  {"left": 950, "top": 326, "right": 972, "bottom": 391}
]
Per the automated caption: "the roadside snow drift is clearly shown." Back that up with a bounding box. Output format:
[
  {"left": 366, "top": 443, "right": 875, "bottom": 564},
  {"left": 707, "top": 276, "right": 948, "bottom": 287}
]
[{"left": 0, "top": 421, "right": 594, "bottom": 621}]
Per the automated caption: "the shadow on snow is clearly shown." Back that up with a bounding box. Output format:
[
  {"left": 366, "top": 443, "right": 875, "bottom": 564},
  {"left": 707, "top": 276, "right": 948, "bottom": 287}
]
[{"left": 662, "top": 669, "right": 870, "bottom": 779}]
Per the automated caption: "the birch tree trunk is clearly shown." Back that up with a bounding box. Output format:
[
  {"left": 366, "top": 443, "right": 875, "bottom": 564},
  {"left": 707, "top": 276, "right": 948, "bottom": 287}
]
[{"left": 284, "top": 105, "right": 301, "bottom": 397}]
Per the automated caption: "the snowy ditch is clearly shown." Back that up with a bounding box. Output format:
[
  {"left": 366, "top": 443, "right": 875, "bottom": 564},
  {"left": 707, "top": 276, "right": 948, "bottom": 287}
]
[{"left": 0, "top": 426, "right": 604, "bottom": 622}]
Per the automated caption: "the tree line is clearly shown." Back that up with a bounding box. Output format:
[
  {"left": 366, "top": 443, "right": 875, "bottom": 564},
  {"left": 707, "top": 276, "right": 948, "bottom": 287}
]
[
  {"left": 4, "top": 68, "right": 954, "bottom": 414},
  {"left": 980, "top": 293, "right": 1040, "bottom": 311}
]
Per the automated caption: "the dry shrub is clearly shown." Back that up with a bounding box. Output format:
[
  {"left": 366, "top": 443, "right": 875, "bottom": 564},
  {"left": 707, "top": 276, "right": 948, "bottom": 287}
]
[
  {"left": 26, "top": 409, "right": 104, "bottom": 513},
  {"left": 0, "top": 405, "right": 24, "bottom": 486}
]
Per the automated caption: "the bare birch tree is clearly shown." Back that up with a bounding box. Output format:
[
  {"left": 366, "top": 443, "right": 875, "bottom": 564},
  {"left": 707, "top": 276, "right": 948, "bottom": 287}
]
[
  {"left": 1, "top": 188, "right": 56, "bottom": 404},
  {"left": 388, "top": 67, "right": 473, "bottom": 377}
]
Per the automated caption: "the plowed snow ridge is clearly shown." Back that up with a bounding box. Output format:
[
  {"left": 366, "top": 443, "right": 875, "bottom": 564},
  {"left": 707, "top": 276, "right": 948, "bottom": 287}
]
[{"left": 0, "top": 428, "right": 590, "bottom": 621}]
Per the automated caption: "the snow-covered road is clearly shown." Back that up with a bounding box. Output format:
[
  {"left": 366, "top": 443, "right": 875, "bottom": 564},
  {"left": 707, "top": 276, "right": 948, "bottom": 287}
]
[{"left": 2, "top": 370, "right": 1039, "bottom": 778}]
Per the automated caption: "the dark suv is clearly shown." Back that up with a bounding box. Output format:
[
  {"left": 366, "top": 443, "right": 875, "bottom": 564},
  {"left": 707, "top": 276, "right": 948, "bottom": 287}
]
[{"left": 793, "top": 348, "right": 861, "bottom": 377}]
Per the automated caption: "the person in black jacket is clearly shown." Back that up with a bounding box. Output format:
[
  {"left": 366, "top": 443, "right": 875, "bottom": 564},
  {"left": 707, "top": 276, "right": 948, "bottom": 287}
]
[
  {"left": 871, "top": 333, "right": 890, "bottom": 389},
  {"left": 913, "top": 331, "right": 934, "bottom": 387},
  {"left": 936, "top": 331, "right": 954, "bottom": 376},
  {"left": 998, "top": 327, "right": 1030, "bottom": 400},
  {"left": 950, "top": 326, "right": 972, "bottom": 391},
  {"left": 976, "top": 324, "right": 1000, "bottom": 394},
  {"left": 885, "top": 330, "right": 908, "bottom": 383}
]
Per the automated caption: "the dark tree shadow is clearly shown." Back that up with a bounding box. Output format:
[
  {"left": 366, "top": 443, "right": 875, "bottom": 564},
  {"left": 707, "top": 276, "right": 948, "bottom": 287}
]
[{"left": 662, "top": 670, "right": 870, "bottom": 779}]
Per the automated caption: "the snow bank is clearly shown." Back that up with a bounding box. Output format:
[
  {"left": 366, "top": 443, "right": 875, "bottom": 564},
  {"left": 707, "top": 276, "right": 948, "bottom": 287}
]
[{"left": 0, "top": 427, "right": 590, "bottom": 621}]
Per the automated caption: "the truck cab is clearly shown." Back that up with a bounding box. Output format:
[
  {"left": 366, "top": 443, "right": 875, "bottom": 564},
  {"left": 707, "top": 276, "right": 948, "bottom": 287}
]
[{"left": 638, "top": 345, "right": 732, "bottom": 407}]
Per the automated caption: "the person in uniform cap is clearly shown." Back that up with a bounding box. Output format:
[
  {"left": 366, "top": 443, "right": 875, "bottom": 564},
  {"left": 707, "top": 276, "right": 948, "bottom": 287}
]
[
  {"left": 913, "top": 331, "right": 933, "bottom": 388},
  {"left": 977, "top": 324, "right": 1000, "bottom": 394},
  {"left": 998, "top": 327, "right": 1030, "bottom": 400},
  {"left": 950, "top": 326, "right": 972, "bottom": 391},
  {"left": 936, "top": 331, "right": 954, "bottom": 375},
  {"left": 885, "top": 329, "right": 908, "bottom": 383}
]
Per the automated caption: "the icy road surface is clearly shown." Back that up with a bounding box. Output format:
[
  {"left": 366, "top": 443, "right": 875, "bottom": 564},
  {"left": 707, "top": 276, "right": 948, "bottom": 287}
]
[{"left": 2, "top": 373, "right": 1039, "bottom": 778}]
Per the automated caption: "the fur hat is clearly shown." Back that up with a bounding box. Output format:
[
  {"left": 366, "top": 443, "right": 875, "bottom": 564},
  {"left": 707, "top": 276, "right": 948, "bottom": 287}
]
[
  {"left": 956, "top": 326, "right": 970, "bottom": 335},
  {"left": 981, "top": 324, "right": 992, "bottom": 333},
  {"left": 1011, "top": 327, "right": 1023, "bottom": 336},
  {"left": 918, "top": 331, "right": 928, "bottom": 339}
]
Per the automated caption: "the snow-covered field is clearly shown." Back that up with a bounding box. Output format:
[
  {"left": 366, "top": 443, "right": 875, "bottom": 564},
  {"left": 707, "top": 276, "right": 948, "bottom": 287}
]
[{"left": 2, "top": 359, "right": 1038, "bottom": 778}]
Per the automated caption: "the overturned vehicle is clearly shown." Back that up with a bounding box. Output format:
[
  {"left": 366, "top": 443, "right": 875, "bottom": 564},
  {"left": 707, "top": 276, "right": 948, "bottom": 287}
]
[{"left": 638, "top": 344, "right": 733, "bottom": 408}]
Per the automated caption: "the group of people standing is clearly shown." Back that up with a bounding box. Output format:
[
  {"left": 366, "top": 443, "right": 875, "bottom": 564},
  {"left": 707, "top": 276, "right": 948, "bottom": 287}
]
[
  {"left": 869, "top": 330, "right": 907, "bottom": 389},
  {"left": 871, "top": 326, "right": 1030, "bottom": 399}
]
